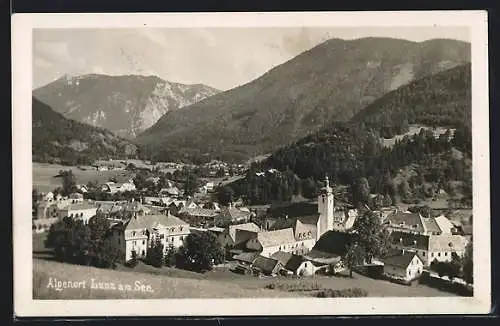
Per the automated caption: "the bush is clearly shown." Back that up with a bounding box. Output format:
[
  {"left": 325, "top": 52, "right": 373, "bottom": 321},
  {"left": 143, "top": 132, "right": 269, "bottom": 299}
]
[
  {"left": 265, "top": 281, "right": 322, "bottom": 292},
  {"left": 125, "top": 250, "right": 139, "bottom": 268},
  {"left": 316, "top": 288, "right": 369, "bottom": 298}
]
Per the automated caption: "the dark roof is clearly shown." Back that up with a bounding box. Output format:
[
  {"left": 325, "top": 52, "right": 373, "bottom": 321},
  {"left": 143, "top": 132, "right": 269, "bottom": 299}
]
[
  {"left": 270, "top": 251, "right": 293, "bottom": 266},
  {"left": 312, "top": 230, "right": 352, "bottom": 256},
  {"left": 383, "top": 252, "right": 420, "bottom": 268},
  {"left": 252, "top": 256, "right": 281, "bottom": 274},
  {"left": 233, "top": 252, "right": 259, "bottom": 264},
  {"left": 390, "top": 231, "right": 429, "bottom": 251}
]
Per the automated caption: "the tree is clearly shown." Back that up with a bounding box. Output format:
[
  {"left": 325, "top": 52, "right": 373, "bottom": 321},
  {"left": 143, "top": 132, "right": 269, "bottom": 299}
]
[
  {"left": 177, "top": 231, "right": 224, "bottom": 272},
  {"left": 398, "top": 180, "right": 411, "bottom": 199},
  {"left": 344, "top": 243, "right": 364, "bottom": 278},
  {"left": 184, "top": 172, "right": 198, "bottom": 197},
  {"left": 351, "top": 177, "right": 371, "bottom": 207},
  {"left": 216, "top": 186, "right": 235, "bottom": 206},
  {"left": 462, "top": 240, "right": 473, "bottom": 284},
  {"left": 164, "top": 243, "right": 176, "bottom": 267},
  {"left": 146, "top": 237, "right": 164, "bottom": 268},
  {"left": 60, "top": 170, "right": 77, "bottom": 196},
  {"left": 351, "top": 210, "right": 391, "bottom": 264}
]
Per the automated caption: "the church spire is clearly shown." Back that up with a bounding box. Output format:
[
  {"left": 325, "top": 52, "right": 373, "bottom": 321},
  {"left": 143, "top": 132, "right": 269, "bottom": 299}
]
[{"left": 325, "top": 175, "right": 330, "bottom": 188}]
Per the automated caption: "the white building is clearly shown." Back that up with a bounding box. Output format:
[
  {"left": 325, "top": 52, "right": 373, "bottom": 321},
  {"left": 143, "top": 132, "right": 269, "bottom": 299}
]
[
  {"left": 58, "top": 201, "right": 97, "bottom": 224},
  {"left": 383, "top": 251, "right": 424, "bottom": 282},
  {"left": 111, "top": 212, "right": 191, "bottom": 262},
  {"left": 245, "top": 176, "right": 336, "bottom": 258}
]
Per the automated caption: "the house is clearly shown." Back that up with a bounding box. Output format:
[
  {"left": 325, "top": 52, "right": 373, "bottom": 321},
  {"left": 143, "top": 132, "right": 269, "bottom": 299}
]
[
  {"left": 203, "top": 182, "right": 215, "bottom": 193},
  {"left": 57, "top": 201, "right": 98, "bottom": 224},
  {"left": 68, "top": 193, "right": 84, "bottom": 202},
  {"left": 251, "top": 255, "right": 283, "bottom": 276},
  {"left": 110, "top": 212, "right": 191, "bottom": 261},
  {"left": 100, "top": 179, "right": 136, "bottom": 193},
  {"left": 302, "top": 230, "right": 352, "bottom": 274},
  {"left": 434, "top": 215, "right": 456, "bottom": 234},
  {"left": 217, "top": 206, "right": 252, "bottom": 225},
  {"left": 246, "top": 176, "right": 337, "bottom": 258},
  {"left": 383, "top": 251, "right": 424, "bottom": 282},
  {"left": 389, "top": 231, "right": 469, "bottom": 266},
  {"left": 75, "top": 184, "right": 88, "bottom": 193},
  {"left": 159, "top": 187, "right": 181, "bottom": 198},
  {"left": 270, "top": 251, "right": 316, "bottom": 276},
  {"left": 385, "top": 211, "right": 451, "bottom": 236},
  {"left": 178, "top": 207, "right": 218, "bottom": 220},
  {"left": 216, "top": 222, "right": 261, "bottom": 249},
  {"left": 42, "top": 192, "right": 54, "bottom": 201}
]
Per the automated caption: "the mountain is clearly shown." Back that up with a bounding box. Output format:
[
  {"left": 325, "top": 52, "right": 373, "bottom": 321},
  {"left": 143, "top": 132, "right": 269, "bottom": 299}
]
[
  {"left": 32, "top": 97, "right": 138, "bottom": 165},
  {"left": 136, "top": 37, "right": 470, "bottom": 163},
  {"left": 351, "top": 63, "right": 471, "bottom": 138},
  {"left": 33, "top": 74, "right": 220, "bottom": 139}
]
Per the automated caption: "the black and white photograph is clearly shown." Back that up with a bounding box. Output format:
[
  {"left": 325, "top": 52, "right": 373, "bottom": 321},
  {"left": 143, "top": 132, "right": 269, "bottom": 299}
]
[{"left": 12, "top": 11, "right": 490, "bottom": 316}]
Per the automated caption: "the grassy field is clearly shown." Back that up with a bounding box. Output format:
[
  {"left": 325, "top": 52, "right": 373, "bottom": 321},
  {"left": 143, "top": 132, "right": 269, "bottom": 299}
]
[
  {"left": 33, "top": 162, "right": 134, "bottom": 193},
  {"left": 33, "top": 231, "right": 456, "bottom": 300}
]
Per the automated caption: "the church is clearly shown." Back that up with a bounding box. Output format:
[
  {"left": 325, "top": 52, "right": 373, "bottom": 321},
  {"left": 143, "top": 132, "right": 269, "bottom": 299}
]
[{"left": 245, "top": 176, "right": 355, "bottom": 258}]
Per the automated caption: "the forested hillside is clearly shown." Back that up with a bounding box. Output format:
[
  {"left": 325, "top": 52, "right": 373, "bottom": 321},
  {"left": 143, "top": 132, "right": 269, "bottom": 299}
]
[
  {"left": 32, "top": 97, "right": 138, "bottom": 165},
  {"left": 351, "top": 63, "right": 471, "bottom": 138}
]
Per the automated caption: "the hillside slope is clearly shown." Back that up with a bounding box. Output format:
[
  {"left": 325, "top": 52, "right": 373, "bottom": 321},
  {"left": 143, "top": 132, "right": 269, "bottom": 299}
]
[
  {"left": 33, "top": 74, "right": 220, "bottom": 138},
  {"left": 351, "top": 63, "right": 471, "bottom": 138},
  {"left": 32, "top": 97, "right": 138, "bottom": 165},
  {"left": 136, "top": 37, "right": 470, "bottom": 163}
]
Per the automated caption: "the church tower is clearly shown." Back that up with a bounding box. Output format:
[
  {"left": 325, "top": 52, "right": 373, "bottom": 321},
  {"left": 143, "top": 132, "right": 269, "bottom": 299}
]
[{"left": 317, "top": 176, "right": 334, "bottom": 241}]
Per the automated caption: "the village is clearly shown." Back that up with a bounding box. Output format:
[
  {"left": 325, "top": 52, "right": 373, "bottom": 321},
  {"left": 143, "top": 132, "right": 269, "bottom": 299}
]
[{"left": 32, "top": 158, "right": 474, "bottom": 297}]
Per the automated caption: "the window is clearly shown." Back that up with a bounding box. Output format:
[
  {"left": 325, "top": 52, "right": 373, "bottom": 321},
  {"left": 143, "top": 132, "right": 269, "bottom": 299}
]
[
  {"left": 445, "top": 252, "right": 448, "bottom": 256},
  {"left": 132, "top": 231, "right": 136, "bottom": 236},
  {"left": 304, "top": 263, "right": 308, "bottom": 267},
  {"left": 171, "top": 237, "right": 174, "bottom": 242},
  {"left": 142, "top": 240, "right": 145, "bottom": 245},
  {"left": 301, "top": 242, "right": 304, "bottom": 247},
  {"left": 422, "top": 251, "right": 426, "bottom": 257},
  {"left": 438, "top": 252, "right": 441, "bottom": 257},
  {"left": 160, "top": 234, "right": 164, "bottom": 239},
  {"left": 180, "top": 236, "right": 184, "bottom": 241},
  {"left": 133, "top": 241, "right": 136, "bottom": 245}
]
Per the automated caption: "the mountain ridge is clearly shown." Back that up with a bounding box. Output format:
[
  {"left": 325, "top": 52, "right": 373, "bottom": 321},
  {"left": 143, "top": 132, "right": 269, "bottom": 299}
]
[
  {"left": 32, "top": 97, "right": 138, "bottom": 165},
  {"left": 135, "top": 37, "right": 471, "bottom": 163},
  {"left": 33, "top": 74, "right": 220, "bottom": 139}
]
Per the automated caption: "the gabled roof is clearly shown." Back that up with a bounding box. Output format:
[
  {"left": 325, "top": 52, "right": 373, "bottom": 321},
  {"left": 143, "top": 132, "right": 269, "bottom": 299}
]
[
  {"left": 387, "top": 211, "right": 426, "bottom": 233},
  {"left": 428, "top": 234, "right": 468, "bottom": 252},
  {"left": 257, "top": 228, "right": 296, "bottom": 248},
  {"left": 126, "top": 214, "right": 189, "bottom": 230},
  {"left": 233, "top": 252, "right": 259, "bottom": 264},
  {"left": 179, "top": 207, "right": 218, "bottom": 217},
  {"left": 390, "top": 231, "right": 429, "bottom": 251},
  {"left": 220, "top": 207, "right": 252, "bottom": 221},
  {"left": 383, "top": 252, "right": 421, "bottom": 268},
  {"left": 423, "top": 217, "right": 442, "bottom": 234},
  {"left": 312, "top": 230, "right": 352, "bottom": 257},
  {"left": 270, "top": 251, "right": 306, "bottom": 271},
  {"left": 252, "top": 256, "right": 282, "bottom": 274},
  {"left": 434, "top": 215, "right": 455, "bottom": 233},
  {"left": 228, "top": 223, "right": 260, "bottom": 242}
]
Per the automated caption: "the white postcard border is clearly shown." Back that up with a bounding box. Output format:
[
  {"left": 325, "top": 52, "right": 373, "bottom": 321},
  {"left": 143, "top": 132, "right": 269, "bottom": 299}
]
[{"left": 12, "top": 10, "right": 490, "bottom": 317}]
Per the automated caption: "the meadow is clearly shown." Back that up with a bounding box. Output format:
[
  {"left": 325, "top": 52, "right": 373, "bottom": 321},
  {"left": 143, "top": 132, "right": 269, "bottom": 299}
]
[{"left": 33, "top": 162, "right": 134, "bottom": 193}]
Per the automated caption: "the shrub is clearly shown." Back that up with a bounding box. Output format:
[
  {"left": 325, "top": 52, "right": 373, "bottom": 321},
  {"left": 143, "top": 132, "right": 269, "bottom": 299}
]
[
  {"left": 126, "top": 250, "right": 139, "bottom": 268},
  {"left": 316, "top": 288, "right": 369, "bottom": 298}
]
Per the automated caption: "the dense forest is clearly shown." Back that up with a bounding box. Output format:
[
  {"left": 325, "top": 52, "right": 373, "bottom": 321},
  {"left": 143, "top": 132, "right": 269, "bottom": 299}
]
[
  {"left": 224, "top": 122, "right": 472, "bottom": 207},
  {"left": 32, "top": 97, "right": 138, "bottom": 166},
  {"left": 351, "top": 63, "right": 471, "bottom": 138}
]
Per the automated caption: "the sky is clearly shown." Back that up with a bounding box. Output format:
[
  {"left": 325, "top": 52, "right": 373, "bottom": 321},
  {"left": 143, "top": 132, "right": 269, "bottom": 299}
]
[{"left": 33, "top": 26, "right": 470, "bottom": 91}]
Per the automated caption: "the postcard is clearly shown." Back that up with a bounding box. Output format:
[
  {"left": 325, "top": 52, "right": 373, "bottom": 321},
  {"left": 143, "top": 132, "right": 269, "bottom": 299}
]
[{"left": 12, "top": 10, "right": 490, "bottom": 317}]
